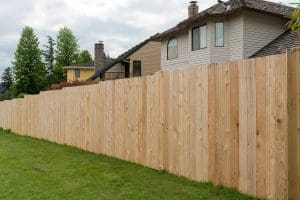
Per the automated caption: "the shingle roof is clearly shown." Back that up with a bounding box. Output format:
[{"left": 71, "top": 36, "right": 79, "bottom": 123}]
[
  {"left": 69, "top": 61, "right": 95, "bottom": 68},
  {"left": 156, "top": 0, "right": 294, "bottom": 39},
  {"left": 251, "top": 31, "right": 300, "bottom": 58},
  {"left": 64, "top": 59, "right": 115, "bottom": 69},
  {"left": 88, "top": 33, "right": 159, "bottom": 81}
]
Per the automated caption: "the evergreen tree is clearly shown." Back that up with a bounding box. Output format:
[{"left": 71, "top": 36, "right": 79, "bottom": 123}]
[
  {"left": 12, "top": 26, "right": 46, "bottom": 94},
  {"left": 76, "top": 50, "right": 93, "bottom": 64},
  {"left": 42, "top": 36, "right": 55, "bottom": 75},
  {"left": 1, "top": 67, "right": 13, "bottom": 91},
  {"left": 56, "top": 27, "right": 79, "bottom": 66},
  {"left": 287, "top": 3, "right": 300, "bottom": 33}
]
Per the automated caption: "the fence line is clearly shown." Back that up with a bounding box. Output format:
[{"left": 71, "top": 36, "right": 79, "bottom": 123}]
[{"left": 0, "top": 49, "right": 300, "bottom": 200}]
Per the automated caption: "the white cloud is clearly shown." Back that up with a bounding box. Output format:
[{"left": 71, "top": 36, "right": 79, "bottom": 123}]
[{"left": 0, "top": 0, "right": 294, "bottom": 74}]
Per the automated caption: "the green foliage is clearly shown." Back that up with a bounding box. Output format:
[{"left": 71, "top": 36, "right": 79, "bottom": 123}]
[
  {"left": 286, "top": 3, "right": 300, "bottom": 33},
  {"left": 0, "top": 132, "right": 258, "bottom": 200},
  {"left": 54, "top": 27, "right": 80, "bottom": 83},
  {"left": 76, "top": 50, "right": 93, "bottom": 64},
  {"left": 1, "top": 67, "right": 13, "bottom": 91},
  {"left": 42, "top": 36, "right": 56, "bottom": 76},
  {"left": 56, "top": 27, "right": 80, "bottom": 67},
  {"left": 12, "top": 26, "right": 47, "bottom": 95}
]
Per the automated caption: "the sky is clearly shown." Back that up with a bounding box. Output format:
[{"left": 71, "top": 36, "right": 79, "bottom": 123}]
[{"left": 0, "top": 0, "right": 294, "bottom": 74}]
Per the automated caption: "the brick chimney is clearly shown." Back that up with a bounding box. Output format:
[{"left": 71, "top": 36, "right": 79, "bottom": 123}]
[
  {"left": 188, "top": 1, "right": 199, "bottom": 18},
  {"left": 94, "top": 41, "right": 104, "bottom": 72}
]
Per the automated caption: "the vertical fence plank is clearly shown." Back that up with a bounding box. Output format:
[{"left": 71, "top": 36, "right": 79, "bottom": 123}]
[
  {"left": 275, "top": 54, "right": 288, "bottom": 199},
  {"left": 239, "top": 60, "right": 248, "bottom": 193},
  {"left": 255, "top": 56, "right": 266, "bottom": 198},
  {"left": 247, "top": 59, "right": 257, "bottom": 196},
  {"left": 230, "top": 61, "right": 239, "bottom": 189},
  {"left": 208, "top": 64, "right": 216, "bottom": 182},
  {"left": 266, "top": 55, "right": 277, "bottom": 200}
]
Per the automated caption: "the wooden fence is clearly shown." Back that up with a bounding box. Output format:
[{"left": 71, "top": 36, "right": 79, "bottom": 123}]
[{"left": 0, "top": 49, "right": 299, "bottom": 199}]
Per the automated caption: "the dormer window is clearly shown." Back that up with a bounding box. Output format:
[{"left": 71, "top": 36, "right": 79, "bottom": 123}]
[
  {"left": 215, "top": 22, "right": 224, "bottom": 47},
  {"left": 192, "top": 24, "right": 207, "bottom": 51},
  {"left": 167, "top": 37, "right": 178, "bottom": 60}
]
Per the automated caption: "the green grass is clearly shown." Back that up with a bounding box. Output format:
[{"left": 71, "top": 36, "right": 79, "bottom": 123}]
[{"left": 0, "top": 129, "right": 258, "bottom": 200}]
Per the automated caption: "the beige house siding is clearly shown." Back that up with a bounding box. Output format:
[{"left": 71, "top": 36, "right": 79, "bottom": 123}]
[
  {"left": 104, "top": 63, "right": 125, "bottom": 80},
  {"left": 229, "top": 13, "right": 244, "bottom": 60},
  {"left": 243, "top": 11, "right": 287, "bottom": 58},
  {"left": 129, "top": 41, "right": 161, "bottom": 76}
]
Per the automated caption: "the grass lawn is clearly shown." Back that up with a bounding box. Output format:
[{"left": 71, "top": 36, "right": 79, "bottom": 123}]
[{"left": 0, "top": 129, "right": 258, "bottom": 200}]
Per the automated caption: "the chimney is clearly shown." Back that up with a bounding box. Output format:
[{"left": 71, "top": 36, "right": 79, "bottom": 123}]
[
  {"left": 94, "top": 41, "right": 104, "bottom": 72},
  {"left": 188, "top": 1, "right": 199, "bottom": 18}
]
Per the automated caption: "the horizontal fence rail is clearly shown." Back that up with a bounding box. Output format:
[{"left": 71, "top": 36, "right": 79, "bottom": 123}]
[{"left": 0, "top": 49, "right": 299, "bottom": 199}]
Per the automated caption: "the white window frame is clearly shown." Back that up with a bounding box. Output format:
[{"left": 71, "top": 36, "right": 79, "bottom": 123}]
[
  {"left": 167, "top": 37, "right": 178, "bottom": 60},
  {"left": 215, "top": 22, "right": 224, "bottom": 47},
  {"left": 192, "top": 24, "right": 207, "bottom": 51}
]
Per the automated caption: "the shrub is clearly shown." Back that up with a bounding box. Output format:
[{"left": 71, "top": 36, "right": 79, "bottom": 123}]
[{"left": 49, "top": 80, "right": 98, "bottom": 90}]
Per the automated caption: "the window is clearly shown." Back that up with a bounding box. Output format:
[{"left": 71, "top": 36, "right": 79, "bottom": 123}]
[
  {"left": 133, "top": 61, "right": 142, "bottom": 77},
  {"left": 215, "top": 22, "right": 224, "bottom": 47},
  {"left": 167, "top": 37, "right": 178, "bottom": 60},
  {"left": 192, "top": 25, "right": 207, "bottom": 50},
  {"left": 75, "top": 69, "right": 80, "bottom": 78}
]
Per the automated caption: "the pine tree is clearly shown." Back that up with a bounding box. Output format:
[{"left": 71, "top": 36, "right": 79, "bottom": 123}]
[
  {"left": 1, "top": 67, "right": 13, "bottom": 91},
  {"left": 12, "top": 26, "right": 46, "bottom": 94},
  {"left": 42, "top": 36, "right": 55, "bottom": 76}
]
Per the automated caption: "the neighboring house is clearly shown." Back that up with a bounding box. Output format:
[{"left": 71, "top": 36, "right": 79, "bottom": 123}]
[
  {"left": 64, "top": 62, "right": 95, "bottom": 82},
  {"left": 64, "top": 42, "right": 113, "bottom": 82},
  {"left": 155, "top": 0, "right": 297, "bottom": 70},
  {"left": 88, "top": 34, "right": 161, "bottom": 81}
]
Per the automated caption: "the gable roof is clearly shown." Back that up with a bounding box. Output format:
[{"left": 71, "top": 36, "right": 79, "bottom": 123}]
[
  {"left": 156, "top": 0, "right": 294, "bottom": 39},
  {"left": 251, "top": 31, "right": 300, "bottom": 58},
  {"left": 88, "top": 33, "right": 159, "bottom": 81}
]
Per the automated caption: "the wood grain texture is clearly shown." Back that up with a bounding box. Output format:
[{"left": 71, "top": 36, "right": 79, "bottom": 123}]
[{"left": 0, "top": 51, "right": 298, "bottom": 200}]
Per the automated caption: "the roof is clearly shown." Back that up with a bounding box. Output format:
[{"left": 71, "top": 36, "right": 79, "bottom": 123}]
[
  {"left": 63, "top": 61, "right": 94, "bottom": 69},
  {"left": 251, "top": 31, "right": 300, "bottom": 58},
  {"left": 156, "top": 0, "right": 294, "bottom": 39},
  {"left": 88, "top": 33, "right": 159, "bottom": 81},
  {"left": 63, "top": 59, "right": 115, "bottom": 69}
]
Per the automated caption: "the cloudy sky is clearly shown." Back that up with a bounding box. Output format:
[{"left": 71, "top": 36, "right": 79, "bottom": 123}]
[{"left": 0, "top": 0, "right": 294, "bottom": 73}]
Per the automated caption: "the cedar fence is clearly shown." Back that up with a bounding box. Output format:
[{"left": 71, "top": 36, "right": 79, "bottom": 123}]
[{"left": 0, "top": 49, "right": 300, "bottom": 199}]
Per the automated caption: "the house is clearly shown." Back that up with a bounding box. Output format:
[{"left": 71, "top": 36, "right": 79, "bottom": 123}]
[
  {"left": 64, "top": 42, "right": 113, "bottom": 82},
  {"left": 88, "top": 34, "right": 161, "bottom": 81},
  {"left": 154, "top": 0, "right": 298, "bottom": 70}
]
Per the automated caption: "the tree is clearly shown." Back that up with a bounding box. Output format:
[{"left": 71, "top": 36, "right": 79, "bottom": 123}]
[
  {"left": 76, "top": 50, "right": 93, "bottom": 64},
  {"left": 287, "top": 3, "right": 300, "bottom": 33},
  {"left": 56, "top": 27, "right": 80, "bottom": 67},
  {"left": 1, "top": 67, "right": 13, "bottom": 91},
  {"left": 12, "top": 26, "right": 46, "bottom": 94},
  {"left": 42, "top": 36, "right": 56, "bottom": 76}
]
